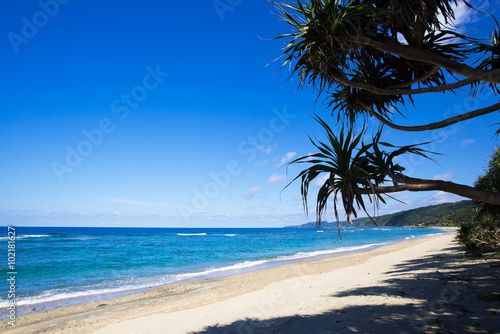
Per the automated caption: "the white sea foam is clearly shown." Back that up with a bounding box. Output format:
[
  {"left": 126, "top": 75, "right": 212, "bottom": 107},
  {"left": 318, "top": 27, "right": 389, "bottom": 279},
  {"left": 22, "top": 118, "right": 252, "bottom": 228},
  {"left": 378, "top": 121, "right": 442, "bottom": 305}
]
[
  {"left": 223, "top": 234, "right": 237, "bottom": 236},
  {"left": 0, "top": 284, "right": 150, "bottom": 307},
  {"left": 0, "top": 235, "right": 50, "bottom": 240},
  {"left": 425, "top": 232, "right": 446, "bottom": 236},
  {"left": 171, "top": 260, "right": 270, "bottom": 280},
  {"left": 274, "top": 243, "right": 389, "bottom": 261},
  {"left": 177, "top": 233, "right": 206, "bottom": 236},
  {"left": 170, "top": 242, "right": 390, "bottom": 283}
]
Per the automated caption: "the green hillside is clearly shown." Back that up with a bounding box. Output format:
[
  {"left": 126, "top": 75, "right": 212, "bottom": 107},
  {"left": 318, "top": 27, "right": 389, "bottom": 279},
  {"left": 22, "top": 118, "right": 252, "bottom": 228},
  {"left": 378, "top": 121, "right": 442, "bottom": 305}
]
[{"left": 286, "top": 200, "right": 474, "bottom": 228}]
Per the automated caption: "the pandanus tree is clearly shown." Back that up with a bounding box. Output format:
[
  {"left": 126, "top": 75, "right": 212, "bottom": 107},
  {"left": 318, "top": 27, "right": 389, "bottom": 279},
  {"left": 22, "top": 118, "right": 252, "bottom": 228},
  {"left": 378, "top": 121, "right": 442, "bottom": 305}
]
[
  {"left": 284, "top": 115, "right": 436, "bottom": 236},
  {"left": 275, "top": 0, "right": 500, "bottom": 228}
]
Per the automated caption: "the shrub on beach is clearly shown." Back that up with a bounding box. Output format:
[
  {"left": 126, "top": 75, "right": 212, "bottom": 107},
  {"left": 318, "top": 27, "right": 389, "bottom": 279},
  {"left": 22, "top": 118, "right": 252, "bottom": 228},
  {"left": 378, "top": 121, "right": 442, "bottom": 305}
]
[
  {"left": 458, "top": 218, "right": 500, "bottom": 256},
  {"left": 458, "top": 147, "right": 500, "bottom": 256}
]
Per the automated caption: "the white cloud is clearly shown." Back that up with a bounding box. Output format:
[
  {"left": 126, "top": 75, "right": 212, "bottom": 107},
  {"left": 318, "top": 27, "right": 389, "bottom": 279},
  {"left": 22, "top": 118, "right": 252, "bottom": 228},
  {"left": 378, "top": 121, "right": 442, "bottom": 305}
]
[
  {"left": 277, "top": 152, "right": 297, "bottom": 167},
  {"left": 437, "top": 0, "right": 489, "bottom": 31},
  {"left": 397, "top": 1, "right": 479, "bottom": 45},
  {"left": 314, "top": 173, "right": 330, "bottom": 187},
  {"left": 256, "top": 144, "right": 273, "bottom": 155},
  {"left": 243, "top": 186, "right": 261, "bottom": 200},
  {"left": 461, "top": 139, "right": 475, "bottom": 146},
  {"left": 432, "top": 172, "right": 454, "bottom": 181},
  {"left": 448, "top": 2, "right": 472, "bottom": 25},
  {"left": 454, "top": 0, "right": 488, "bottom": 25},
  {"left": 267, "top": 173, "right": 287, "bottom": 185},
  {"left": 431, "top": 191, "right": 465, "bottom": 204},
  {"left": 214, "top": 213, "right": 232, "bottom": 219},
  {"left": 99, "top": 197, "right": 176, "bottom": 208}
]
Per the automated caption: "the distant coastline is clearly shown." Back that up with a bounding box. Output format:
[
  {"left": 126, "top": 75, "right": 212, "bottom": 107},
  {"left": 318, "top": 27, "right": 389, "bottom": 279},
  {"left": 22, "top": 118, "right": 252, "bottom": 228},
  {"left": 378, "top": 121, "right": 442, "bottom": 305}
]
[{"left": 285, "top": 200, "right": 473, "bottom": 228}]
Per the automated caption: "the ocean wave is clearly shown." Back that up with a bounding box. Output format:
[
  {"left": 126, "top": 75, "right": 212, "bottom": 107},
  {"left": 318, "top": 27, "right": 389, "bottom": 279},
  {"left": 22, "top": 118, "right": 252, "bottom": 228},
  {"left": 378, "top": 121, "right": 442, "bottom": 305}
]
[
  {"left": 0, "top": 284, "right": 150, "bottom": 308},
  {"left": 223, "top": 234, "right": 237, "bottom": 236},
  {"left": 171, "top": 242, "right": 390, "bottom": 281},
  {"left": 171, "top": 260, "right": 269, "bottom": 280},
  {"left": 177, "top": 233, "right": 206, "bottom": 236},
  {"left": 274, "top": 243, "right": 389, "bottom": 261},
  {"left": 0, "top": 235, "right": 50, "bottom": 240}
]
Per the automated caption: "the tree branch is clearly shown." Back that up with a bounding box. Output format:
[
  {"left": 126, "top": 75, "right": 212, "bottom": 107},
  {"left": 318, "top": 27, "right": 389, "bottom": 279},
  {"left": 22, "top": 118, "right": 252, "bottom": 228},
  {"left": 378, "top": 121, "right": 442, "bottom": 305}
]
[
  {"left": 357, "top": 175, "right": 500, "bottom": 205},
  {"left": 332, "top": 70, "right": 482, "bottom": 96},
  {"left": 387, "top": 66, "right": 440, "bottom": 89},
  {"left": 335, "top": 35, "right": 500, "bottom": 84},
  {"left": 361, "top": 102, "right": 500, "bottom": 132}
]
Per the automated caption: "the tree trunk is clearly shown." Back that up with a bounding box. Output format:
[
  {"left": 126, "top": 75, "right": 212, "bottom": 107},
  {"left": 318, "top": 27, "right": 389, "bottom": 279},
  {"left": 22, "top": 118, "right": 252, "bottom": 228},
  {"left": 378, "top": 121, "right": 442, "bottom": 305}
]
[{"left": 357, "top": 174, "right": 500, "bottom": 205}]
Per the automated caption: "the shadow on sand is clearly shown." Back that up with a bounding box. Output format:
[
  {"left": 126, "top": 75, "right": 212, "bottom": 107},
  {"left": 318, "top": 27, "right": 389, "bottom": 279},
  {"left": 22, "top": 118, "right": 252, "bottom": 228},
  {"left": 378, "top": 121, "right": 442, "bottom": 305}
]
[{"left": 190, "top": 245, "right": 500, "bottom": 334}]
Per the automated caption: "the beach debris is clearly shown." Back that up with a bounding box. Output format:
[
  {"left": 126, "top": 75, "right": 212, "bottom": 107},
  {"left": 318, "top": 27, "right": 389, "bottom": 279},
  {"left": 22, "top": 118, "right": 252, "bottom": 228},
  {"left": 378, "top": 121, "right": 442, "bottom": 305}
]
[
  {"left": 436, "top": 270, "right": 452, "bottom": 280},
  {"left": 436, "top": 270, "right": 469, "bottom": 282},
  {"left": 268, "top": 316, "right": 299, "bottom": 334}
]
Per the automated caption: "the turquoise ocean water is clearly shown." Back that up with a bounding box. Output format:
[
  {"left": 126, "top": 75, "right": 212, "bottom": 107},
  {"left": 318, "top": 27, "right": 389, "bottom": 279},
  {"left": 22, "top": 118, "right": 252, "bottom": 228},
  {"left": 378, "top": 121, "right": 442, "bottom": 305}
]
[{"left": 0, "top": 226, "right": 449, "bottom": 317}]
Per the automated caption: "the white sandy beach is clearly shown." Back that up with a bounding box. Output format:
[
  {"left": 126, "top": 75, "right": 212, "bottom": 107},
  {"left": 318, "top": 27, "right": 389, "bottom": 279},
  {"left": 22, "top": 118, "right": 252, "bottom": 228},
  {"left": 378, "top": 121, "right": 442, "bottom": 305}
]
[{"left": 2, "top": 232, "right": 499, "bottom": 334}]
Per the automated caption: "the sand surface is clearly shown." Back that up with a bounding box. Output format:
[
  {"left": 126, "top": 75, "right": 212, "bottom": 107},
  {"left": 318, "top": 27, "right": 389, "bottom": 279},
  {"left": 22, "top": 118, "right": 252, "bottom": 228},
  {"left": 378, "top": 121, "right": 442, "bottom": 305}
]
[{"left": 2, "top": 233, "right": 499, "bottom": 334}]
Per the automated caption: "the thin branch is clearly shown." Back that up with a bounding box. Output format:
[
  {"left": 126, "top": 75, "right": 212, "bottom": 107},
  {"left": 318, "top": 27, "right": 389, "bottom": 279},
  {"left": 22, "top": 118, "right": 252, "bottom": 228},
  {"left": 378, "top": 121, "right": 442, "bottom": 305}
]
[
  {"left": 387, "top": 66, "right": 441, "bottom": 89},
  {"left": 331, "top": 70, "right": 484, "bottom": 96},
  {"left": 361, "top": 102, "right": 500, "bottom": 132}
]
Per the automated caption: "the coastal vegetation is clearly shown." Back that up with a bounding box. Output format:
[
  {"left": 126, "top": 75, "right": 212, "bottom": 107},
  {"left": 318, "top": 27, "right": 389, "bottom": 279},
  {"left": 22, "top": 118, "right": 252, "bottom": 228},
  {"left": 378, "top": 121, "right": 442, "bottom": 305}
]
[
  {"left": 458, "top": 147, "right": 500, "bottom": 255},
  {"left": 285, "top": 200, "right": 473, "bottom": 228},
  {"left": 274, "top": 1, "right": 500, "bottom": 234}
]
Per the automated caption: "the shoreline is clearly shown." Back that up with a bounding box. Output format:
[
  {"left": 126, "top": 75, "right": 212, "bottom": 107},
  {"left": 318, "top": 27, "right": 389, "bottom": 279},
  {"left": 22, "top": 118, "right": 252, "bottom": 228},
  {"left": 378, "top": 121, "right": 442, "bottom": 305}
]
[
  {"left": 1, "top": 228, "right": 451, "bottom": 318},
  {"left": 4, "top": 231, "right": 497, "bottom": 333}
]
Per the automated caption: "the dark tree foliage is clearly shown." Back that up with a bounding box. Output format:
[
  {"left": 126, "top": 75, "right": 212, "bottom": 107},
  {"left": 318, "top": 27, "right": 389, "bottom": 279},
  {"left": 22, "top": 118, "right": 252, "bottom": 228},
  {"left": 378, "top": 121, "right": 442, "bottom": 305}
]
[{"left": 275, "top": 0, "right": 500, "bottom": 229}]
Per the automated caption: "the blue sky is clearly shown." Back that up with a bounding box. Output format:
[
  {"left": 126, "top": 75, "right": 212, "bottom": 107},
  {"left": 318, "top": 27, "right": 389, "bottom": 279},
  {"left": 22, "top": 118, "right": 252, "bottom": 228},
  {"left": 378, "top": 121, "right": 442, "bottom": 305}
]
[{"left": 1, "top": 0, "right": 499, "bottom": 227}]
